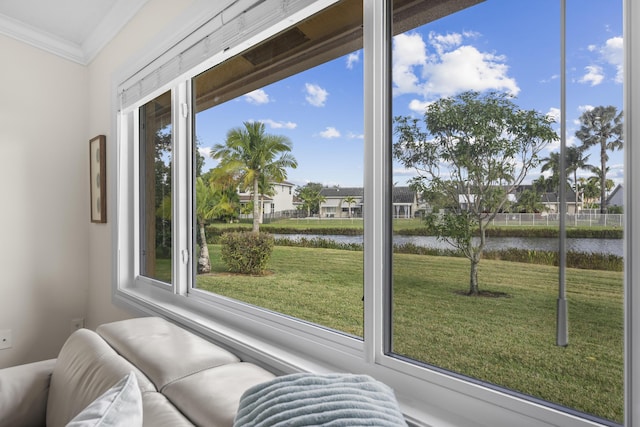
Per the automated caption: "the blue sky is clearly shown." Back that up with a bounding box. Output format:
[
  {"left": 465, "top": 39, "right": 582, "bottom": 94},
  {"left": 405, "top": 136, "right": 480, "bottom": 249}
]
[{"left": 195, "top": 0, "right": 623, "bottom": 190}]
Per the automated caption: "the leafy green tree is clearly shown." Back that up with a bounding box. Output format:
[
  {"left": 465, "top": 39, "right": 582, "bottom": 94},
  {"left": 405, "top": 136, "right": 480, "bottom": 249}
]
[
  {"left": 211, "top": 121, "right": 297, "bottom": 232},
  {"left": 296, "top": 182, "right": 325, "bottom": 217},
  {"left": 583, "top": 175, "right": 602, "bottom": 205},
  {"left": 575, "top": 106, "right": 623, "bottom": 213},
  {"left": 205, "top": 166, "right": 241, "bottom": 222},
  {"left": 141, "top": 128, "right": 172, "bottom": 261},
  {"left": 193, "top": 167, "right": 241, "bottom": 274},
  {"left": 394, "top": 91, "right": 558, "bottom": 295},
  {"left": 515, "top": 189, "right": 543, "bottom": 213},
  {"left": 420, "top": 185, "right": 458, "bottom": 213}
]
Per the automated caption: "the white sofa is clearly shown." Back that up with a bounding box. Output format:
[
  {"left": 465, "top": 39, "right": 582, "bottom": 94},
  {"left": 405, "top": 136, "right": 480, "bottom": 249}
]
[{"left": 0, "top": 317, "right": 276, "bottom": 427}]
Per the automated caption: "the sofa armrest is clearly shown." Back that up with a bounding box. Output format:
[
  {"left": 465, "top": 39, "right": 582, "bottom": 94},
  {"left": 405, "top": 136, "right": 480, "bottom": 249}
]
[{"left": 0, "top": 358, "right": 56, "bottom": 427}]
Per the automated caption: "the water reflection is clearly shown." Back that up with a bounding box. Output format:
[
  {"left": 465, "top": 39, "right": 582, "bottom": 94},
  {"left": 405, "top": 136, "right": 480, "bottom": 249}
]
[{"left": 273, "top": 234, "right": 623, "bottom": 257}]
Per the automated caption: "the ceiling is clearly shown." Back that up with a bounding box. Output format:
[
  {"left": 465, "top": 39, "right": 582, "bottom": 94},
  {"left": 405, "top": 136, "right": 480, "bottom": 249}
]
[{"left": 0, "top": 0, "right": 148, "bottom": 64}]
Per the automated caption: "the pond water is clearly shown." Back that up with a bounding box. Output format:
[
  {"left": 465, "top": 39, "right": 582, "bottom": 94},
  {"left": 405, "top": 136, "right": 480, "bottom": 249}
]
[{"left": 273, "top": 234, "right": 623, "bottom": 257}]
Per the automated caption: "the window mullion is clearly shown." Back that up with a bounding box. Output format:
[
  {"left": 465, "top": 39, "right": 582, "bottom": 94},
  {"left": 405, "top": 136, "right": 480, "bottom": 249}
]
[
  {"left": 172, "top": 82, "right": 192, "bottom": 294},
  {"left": 363, "top": 0, "right": 392, "bottom": 364}
]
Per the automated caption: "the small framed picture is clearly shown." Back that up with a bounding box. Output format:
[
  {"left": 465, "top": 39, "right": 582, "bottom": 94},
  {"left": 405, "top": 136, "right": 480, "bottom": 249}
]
[{"left": 90, "top": 135, "right": 106, "bottom": 223}]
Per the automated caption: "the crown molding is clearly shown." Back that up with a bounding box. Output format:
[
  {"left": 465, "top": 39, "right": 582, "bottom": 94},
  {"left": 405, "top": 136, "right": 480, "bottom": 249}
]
[
  {"left": 0, "top": 12, "right": 85, "bottom": 63},
  {"left": 0, "top": 0, "right": 148, "bottom": 65}
]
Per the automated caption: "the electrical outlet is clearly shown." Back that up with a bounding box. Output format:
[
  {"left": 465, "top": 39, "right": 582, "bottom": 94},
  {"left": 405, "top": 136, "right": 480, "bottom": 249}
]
[
  {"left": 0, "top": 329, "right": 12, "bottom": 350},
  {"left": 71, "top": 318, "right": 85, "bottom": 332}
]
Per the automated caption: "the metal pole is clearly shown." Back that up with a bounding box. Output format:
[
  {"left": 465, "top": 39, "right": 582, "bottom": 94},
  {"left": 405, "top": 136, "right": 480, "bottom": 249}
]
[{"left": 557, "top": 0, "right": 569, "bottom": 347}]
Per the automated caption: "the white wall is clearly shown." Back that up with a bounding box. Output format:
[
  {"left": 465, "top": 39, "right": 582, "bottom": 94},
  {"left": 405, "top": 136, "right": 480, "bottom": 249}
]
[
  {"left": 0, "top": 0, "right": 199, "bottom": 367},
  {"left": 0, "top": 35, "right": 89, "bottom": 368},
  {"left": 85, "top": 0, "right": 196, "bottom": 329}
]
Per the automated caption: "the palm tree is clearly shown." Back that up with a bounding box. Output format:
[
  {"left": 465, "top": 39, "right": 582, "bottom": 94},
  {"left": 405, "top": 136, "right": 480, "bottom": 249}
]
[
  {"left": 584, "top": 175, "right": 602, "bottom": 206},
  {"left": 297, "top": 183, "right": 325, "bottom": 217},
  {"left": 211, "top": 121, "right": 298, "bottom": 232},
  {"left": 342, "top": 196, "right": 356, "bottom": 218},
  {"left": 564, "top": 145, "right": 591, "bottom": 209},
  {"left": 540, "top": 147, "right": 590, "bottom": 207},
  {"left": 195, "top": 177, "right": 217, "bottom": 273},
  {"left": 515, "top": 188, "right": 543, "bottom": 213},
  {"left": 540, "top": 151, "right": 561, "bottom": 192},
  {"left": 575, "top": 106, "right": 623, "bottom": 213},
  {"left": 565, "top": 146, "right": 590, "bottom": 191},
  {"left": 532, "top": 175, "right": 553, "bottom": 193},
  {"left": 257, "top": 173, "right": 276, "bottom": 224}
]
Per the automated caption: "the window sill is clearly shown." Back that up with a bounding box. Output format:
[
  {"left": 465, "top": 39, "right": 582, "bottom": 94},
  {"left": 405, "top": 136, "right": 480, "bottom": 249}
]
[{"left": 112, "top": 284, "right": 613, "bottom": 427}]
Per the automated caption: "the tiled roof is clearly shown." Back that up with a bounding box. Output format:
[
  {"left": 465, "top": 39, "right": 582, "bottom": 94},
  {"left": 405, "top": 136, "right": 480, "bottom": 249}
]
[
  {"left": 392, "top": 187, "right": 415, "bottom": 204},
  {"left": 607, "top": 184, "right": 623, "bottom": 206},
  {"left": 319, "top": 187, "right": 364, "bottom": 197}
]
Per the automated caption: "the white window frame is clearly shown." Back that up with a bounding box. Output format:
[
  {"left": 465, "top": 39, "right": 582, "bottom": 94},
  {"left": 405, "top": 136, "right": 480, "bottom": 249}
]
[{"left": 111, "top": 1, "right": 638, "bottom": 426}]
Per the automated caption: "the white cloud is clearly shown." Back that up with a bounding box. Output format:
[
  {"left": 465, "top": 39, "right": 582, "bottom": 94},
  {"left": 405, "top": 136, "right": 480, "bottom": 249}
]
[
  {"left": 579, "top": 65, "right": 604, "bottom": 86},
  {"left": 408, "top": 99, "right": 431, "bottom": 113},
  {"left": 601, "top": 36, "right": 624, "bottom": 83},
  {"left": 260, "top": 119, "right": 297, "bottom": 129},
  {"left": 198, "top": 146, "right": 212, "bottom": 157},
  {"left": 243, "top": 89, "right": 270, "bottom": 104},
  {"left": 547, "top": 107, "right": 561, "bottom": 123},
  {"left": 581, "top": 36, "right": 623, "bottom": 85},
  {"left": 392, "top": 30, "right": 519, "bottom": 107},
  {"left": 425, "top": 45, "right": 519, "bottom": 97},
  {"left": 392, "top": 33, "right": 428, "bottom": 96},
  {"left": 346, "top": 52, "right": 360, "bottom": 69},
  {"left": 305, "top": 83, "right": 329, "bottom": 107},
  {"left": 347, "top": 131, "right": 364, "bottom": 139},
  {"left": 429, "top": 31, "right": 463, "bottom": 55},
  {"left": 319, "top": 127, "right": 341, "bottom": 139}
]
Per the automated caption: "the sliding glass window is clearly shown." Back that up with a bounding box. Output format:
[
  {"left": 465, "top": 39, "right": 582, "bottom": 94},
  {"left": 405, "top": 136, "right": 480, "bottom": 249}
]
[
  {"left": 390, "top": 0, "right": 623, "bottom": 423},
  {"left": 192, "top": 0, "right": 365, "bottom": 337},
  {"left": 139, "top": 90, "right": 173, "bottom": 284}
]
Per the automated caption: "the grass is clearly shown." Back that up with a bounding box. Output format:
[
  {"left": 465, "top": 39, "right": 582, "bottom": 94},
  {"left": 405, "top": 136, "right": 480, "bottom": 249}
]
[
  {"left": 195, "top": 244, "right": 623, "bottom": 423},
  {"left": 197, "top": 246, "right": 364, "bottom": 335}
]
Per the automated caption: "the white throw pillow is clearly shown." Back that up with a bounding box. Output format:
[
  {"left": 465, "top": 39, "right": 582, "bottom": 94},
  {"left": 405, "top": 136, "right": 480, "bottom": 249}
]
[{"left": 66, "top": 371, "right": 143, "bottom": 427}]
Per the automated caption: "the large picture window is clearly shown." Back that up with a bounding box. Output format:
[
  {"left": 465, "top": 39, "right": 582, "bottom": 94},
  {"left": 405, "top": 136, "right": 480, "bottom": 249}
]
[
  {"left": 115, "top": 1, "right": 631, "bottom": 426},
  {"left": 390, "top": 0, "right": 623, "bottom": 423}
]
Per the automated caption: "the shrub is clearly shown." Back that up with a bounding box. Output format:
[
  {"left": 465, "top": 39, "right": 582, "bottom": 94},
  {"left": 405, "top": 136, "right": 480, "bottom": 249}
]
[
  {"left": 273, "top": 236, "right": 363, "bottom": 251},
  {"left": 220, "top": 231, "right": 274, "bottom": 275}
]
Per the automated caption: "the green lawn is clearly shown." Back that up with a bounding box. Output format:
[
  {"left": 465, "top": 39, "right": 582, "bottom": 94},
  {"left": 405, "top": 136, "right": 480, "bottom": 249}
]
[{"left": 196, "top": 245, "right": 623, "bottom": 423}]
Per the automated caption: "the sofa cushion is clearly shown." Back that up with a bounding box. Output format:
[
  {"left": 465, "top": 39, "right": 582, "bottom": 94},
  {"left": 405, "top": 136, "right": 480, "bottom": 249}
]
[
  {"left": 162, "top": 362, "right": 275, "bottom": 427},
  {"left": 0, "top": 358, "right": 56, "bottom": 427},
  {"left": 97, "top": 317, "right": 240, "bottom": 391},
  {"left": 46, "top": 329, "right": 155, "bottom": 427},
  {"left": 141, "top": 391, "right": 196, "bottom": 427},
  {"left": 66, "top": 371, "right": 142, "bottom": 427}
]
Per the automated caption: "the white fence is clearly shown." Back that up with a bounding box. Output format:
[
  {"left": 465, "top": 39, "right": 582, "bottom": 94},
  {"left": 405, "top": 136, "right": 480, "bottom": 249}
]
[{"left": 489, "top": 213, "right": 623, "bottom": 227}]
